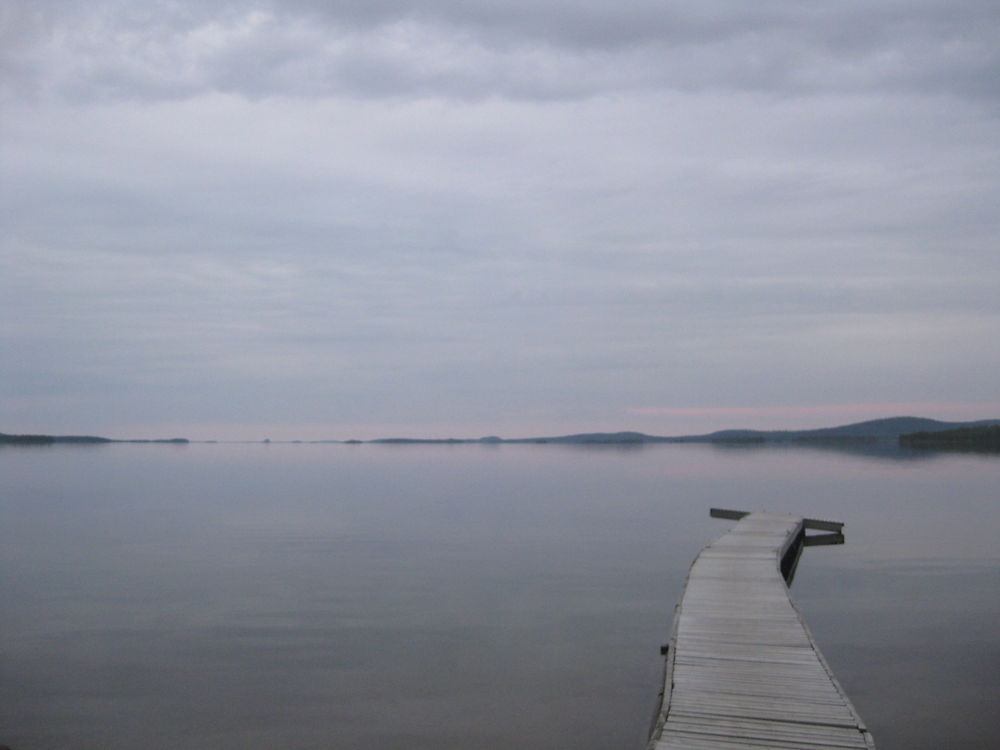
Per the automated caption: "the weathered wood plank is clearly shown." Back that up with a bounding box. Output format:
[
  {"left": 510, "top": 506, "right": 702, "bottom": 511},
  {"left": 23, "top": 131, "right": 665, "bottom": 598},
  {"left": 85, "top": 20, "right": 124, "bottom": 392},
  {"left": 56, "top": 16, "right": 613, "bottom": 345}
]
[{"left": 648, "top": 511, "right": 874, "bottom": 750}]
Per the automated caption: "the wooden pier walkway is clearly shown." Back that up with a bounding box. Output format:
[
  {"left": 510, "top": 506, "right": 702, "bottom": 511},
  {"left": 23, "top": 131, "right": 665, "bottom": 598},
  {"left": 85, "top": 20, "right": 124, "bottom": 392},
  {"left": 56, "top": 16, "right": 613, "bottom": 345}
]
[{"left": 647, "top": 509, "right": 875, "bottom": 750}]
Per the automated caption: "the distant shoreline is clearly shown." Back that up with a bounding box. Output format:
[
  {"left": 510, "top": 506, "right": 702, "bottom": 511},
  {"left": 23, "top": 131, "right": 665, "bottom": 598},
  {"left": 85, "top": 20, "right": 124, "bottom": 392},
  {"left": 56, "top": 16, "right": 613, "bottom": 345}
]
[
  {"left": 4, "top": 416, "right": 1000, "bottom": 449},
  {"left": 0, "top": 433, "right": 189, "bottom": 445},
  {"left": 899, "top": 424, "right": 1000, "bottom": 452}
]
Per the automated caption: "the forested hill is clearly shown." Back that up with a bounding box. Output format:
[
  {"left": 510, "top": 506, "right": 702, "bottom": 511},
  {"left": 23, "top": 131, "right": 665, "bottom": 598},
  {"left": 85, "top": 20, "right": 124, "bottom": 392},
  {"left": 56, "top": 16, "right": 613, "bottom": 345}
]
[
  {"left": 697, "top": 417, "right": 1000, "bottom": 442},
  {"left": 511, "top": 417, "right": 1000, "bottom": 444}
]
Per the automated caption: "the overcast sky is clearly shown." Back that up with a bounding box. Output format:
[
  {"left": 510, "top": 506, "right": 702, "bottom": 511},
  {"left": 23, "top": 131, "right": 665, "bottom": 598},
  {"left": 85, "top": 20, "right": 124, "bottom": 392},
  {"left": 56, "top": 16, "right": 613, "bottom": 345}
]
[{"left": 2, "top": 0, "right": 999, "bottom": 440}]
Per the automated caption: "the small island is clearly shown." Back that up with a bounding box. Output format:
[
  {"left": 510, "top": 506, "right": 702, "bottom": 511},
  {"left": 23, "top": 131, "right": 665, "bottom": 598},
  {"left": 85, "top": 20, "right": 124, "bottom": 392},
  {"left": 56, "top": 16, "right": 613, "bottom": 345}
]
[{"left": 0, "top": 433, "right": 188, "bottom": 445}]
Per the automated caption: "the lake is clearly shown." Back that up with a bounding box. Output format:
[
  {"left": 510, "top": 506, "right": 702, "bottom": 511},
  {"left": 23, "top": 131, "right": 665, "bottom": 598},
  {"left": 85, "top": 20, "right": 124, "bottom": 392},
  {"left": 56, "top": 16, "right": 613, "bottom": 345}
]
[{"left": 1, "top": 441, "right": 997, "bottom": 749}]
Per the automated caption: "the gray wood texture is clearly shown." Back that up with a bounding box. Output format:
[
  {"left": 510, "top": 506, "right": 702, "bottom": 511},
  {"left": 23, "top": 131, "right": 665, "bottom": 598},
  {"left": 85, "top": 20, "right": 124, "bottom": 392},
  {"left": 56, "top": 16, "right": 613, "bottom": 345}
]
[{"left": 648, "top": 512, "right": 875, "bottom": 750}]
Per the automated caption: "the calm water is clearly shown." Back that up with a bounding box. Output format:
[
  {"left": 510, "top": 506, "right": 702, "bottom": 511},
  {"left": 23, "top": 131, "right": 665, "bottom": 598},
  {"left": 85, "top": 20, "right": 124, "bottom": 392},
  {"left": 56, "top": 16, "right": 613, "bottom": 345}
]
[{"left": 1, "top": 442, "right": 998, "bottom": 749}]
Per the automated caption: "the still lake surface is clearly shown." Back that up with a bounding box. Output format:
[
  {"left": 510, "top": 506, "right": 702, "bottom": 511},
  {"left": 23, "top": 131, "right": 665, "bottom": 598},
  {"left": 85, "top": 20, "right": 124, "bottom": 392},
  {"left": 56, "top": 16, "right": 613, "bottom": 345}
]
[{"left": 1, "top": 441, "right": 998, "bottom": 750}]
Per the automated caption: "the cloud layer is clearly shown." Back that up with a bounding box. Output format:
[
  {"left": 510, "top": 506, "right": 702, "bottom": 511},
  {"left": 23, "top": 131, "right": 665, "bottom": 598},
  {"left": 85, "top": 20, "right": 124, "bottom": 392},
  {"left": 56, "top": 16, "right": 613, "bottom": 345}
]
[{"left": 3, "top": 1, "right": 999, "bottom": 438}]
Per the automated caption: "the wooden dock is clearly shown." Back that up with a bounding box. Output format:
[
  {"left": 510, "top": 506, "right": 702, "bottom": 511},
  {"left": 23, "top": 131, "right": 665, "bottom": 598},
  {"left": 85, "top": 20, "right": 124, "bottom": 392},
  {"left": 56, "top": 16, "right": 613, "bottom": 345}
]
[{"left": 647, "top": 509, "right": 875, "bottom": 750}]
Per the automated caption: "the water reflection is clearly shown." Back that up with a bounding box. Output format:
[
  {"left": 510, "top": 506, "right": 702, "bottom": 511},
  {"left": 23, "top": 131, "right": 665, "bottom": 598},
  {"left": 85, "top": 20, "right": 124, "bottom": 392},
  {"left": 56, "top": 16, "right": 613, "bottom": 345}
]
[{"left": 0, "top": 442, "right": 997, "bottom": 750}]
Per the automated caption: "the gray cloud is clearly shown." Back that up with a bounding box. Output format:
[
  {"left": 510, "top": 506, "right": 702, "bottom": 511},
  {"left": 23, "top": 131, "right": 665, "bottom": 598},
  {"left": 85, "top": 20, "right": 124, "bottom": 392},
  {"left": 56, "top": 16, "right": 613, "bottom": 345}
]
[{"left": 3, "top": 1, "right": 999, "bottom": 103}]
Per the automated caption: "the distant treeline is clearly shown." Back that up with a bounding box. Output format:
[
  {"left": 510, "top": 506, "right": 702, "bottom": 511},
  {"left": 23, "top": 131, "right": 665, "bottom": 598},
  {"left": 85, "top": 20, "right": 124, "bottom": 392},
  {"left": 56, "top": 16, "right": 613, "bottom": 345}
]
[
  {"left": 0, "top": 433, "right": 59, "bottom": 444},
  {"left": 0, "top": 433, "right": 188, "bottom": 445},
  {"left": 899, "top": 425, "right": 1000, "bottom": 452}
]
